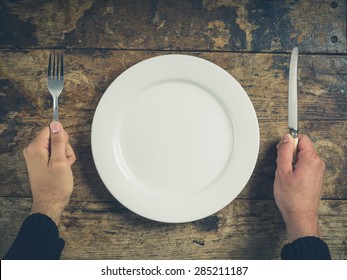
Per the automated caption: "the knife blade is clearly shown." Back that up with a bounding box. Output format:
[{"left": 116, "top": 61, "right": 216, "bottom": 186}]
[{"left": 288, "top": 47, "right": 299, "bottom": 163}]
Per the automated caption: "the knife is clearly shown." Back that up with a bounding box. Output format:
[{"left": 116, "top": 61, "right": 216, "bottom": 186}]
[{"left": 288, "top": 47, "right": 299, "bottom": 163}]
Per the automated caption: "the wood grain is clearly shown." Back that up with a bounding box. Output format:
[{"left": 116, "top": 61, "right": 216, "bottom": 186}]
[
  {"left": 0, "top": 51, "right": 346, "bottom": 201},
  {"left": 0, "top": 0, "right": 346, "bottom": 53},
  {"left": 0, "top": 0, "right": 345, "bottom": 260},
  {"left": 0, "top": 51, "right": 345, "bottom": 123},
  {"left": 0, "top": 198, "right": 345, "bottom": 259},
  {"left": 0, "top": 119, "right": 345, "bottom": 200}
]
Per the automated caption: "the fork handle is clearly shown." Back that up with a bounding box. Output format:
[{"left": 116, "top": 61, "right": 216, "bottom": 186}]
[{"left": 53, "top": 96, "right": 59, "bottom": 120}]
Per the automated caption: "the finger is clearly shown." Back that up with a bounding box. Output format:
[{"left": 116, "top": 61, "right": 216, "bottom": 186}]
[
  {"left": 294, "top": 134, "right": 323, "bottom": 172},
  {"left": 295, "top": 134, "right": 316, "bottom": 164},
  {"left": 64, "top": 129, "right": 69, "bottom": 143},
  {"left": 49, "top": 121, "right": 67, "bottom": 164},
  {"left": 65, "top": 142, "right": 76, "bottom": 166},
  {"left": 30, "top": 126, "right": 50, "bottom": 150},
  {"left": 23, "top": 126, "right": 50, "bottom": 164},
  {"left": 276, "top": 134, "right": 294, "bottom": 173},
  {"left": 297, "top": 134, "right": 315, "bottom": 155}
]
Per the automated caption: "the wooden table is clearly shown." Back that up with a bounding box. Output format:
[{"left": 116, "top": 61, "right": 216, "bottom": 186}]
[{"left": 0, "top": 0, "right": 346, "bottom": 260}]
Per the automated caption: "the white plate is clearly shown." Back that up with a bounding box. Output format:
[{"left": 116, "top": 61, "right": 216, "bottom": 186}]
[{"left": 91, "top": 54, "right": 259, "bottom": 223}]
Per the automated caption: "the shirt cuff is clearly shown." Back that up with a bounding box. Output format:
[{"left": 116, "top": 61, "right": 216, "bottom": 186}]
[
  {"left": 281, "top": 236, "right": 331, "bottom": 260},
  {"left": 4, "top": 213, "right": 65, "bottom": 260}
]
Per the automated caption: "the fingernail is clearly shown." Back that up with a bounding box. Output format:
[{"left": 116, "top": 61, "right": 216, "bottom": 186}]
[
  {"left": 281, "top": 134, "right": 291, "bottom": 143},
  {"left": 50, "top": 121, "right": 61, "bottom": 134}
]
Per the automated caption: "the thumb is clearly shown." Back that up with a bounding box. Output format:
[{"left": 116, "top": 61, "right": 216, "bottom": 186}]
[
  {"left": 276, "top": 134, "right": 294, "bottom": 173},
  {"left": 49, "top": 121, "right": 67, "bottom": 164}
]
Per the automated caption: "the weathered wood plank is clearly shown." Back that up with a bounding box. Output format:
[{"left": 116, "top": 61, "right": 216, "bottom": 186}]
[
  {"left": 0, "top": 51, "right": 346, "bottom": 200},
  {"left": 0, "top": 51, "right": 345, "bottom": 121},
  {"left": 1, "top": 0, "right": 345, "bottom": 263},
  {"left": 0, "top": 0, "right": 345, "bottom": 53},
  {"left": 0, "top": 120, "right": 345, "bottom": 200},
  {"left": 0, "top": 198, "right": 345, "bottom": 259}
]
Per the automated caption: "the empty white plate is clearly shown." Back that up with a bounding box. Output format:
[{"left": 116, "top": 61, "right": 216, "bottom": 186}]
[{"left": 91, "top": 54, "right": 259, "bottom": 223}]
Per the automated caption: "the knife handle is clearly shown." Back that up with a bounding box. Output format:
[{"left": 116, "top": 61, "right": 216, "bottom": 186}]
[
  {"left": 293, "top": 136, "right": 298, "bottom": 164},
  {"left": 289, "top": 129, "right": 298, "bottom": 164}
]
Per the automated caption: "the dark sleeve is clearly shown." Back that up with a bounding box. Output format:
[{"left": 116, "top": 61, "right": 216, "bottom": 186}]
[
  {"left": 281, "top": 236, "right": 331, "bottom": 260},
  {"left": 4, "top": 213, "right": 65, "bottom": 260}
]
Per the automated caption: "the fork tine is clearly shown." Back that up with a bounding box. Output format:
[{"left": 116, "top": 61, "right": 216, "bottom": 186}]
[
  {"left": 53, "top": 53, "right": 56, "bottom": 78},
  {"left": 55, "top": 53, "right": 60, "bottom": 80},
  {"left": 48, "top": 53, "right": 52, "bottom": 78},
  {"left": 60, "top": 53, "right": 64, "bottom": 80}
]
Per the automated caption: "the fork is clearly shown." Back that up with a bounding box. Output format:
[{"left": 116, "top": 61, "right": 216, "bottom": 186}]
[{"left": 47, "top": 53, "right": 64, "bottom": 120}]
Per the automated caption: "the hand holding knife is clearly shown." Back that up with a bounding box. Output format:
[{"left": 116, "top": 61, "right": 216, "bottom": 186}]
[{"left": 288, "top": 47, "right": 299, "bottom": 163}]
